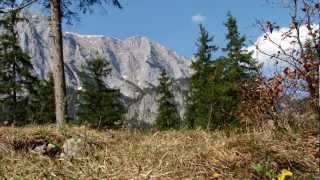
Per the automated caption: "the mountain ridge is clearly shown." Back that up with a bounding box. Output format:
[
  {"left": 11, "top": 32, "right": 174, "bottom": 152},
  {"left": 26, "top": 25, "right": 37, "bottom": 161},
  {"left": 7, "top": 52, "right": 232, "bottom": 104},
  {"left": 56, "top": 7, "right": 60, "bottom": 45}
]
[{"left": 16, "top": 11, "right": 191, "bottom": 125}]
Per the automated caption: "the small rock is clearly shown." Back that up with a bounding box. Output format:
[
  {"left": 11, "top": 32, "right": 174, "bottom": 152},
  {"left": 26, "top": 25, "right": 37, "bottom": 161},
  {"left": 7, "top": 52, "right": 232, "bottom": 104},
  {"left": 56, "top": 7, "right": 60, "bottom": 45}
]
[
  {"left": 105, "top": 131, "right": 113, "bottom": 138},
  {"left": 46, "top": 143, "right": 56, "bottom": 151},
  {"left": 34, "top": 144, "right": 47, "bottom": 154},
  {"left": 46, "top": 143, "right": 60, "bottom": 157},
  {"left": 62, "top": 138, "right": 82, "bottom": 157},
  {"left": 33, "top": 143, "right": 60, "bottom": 157}
]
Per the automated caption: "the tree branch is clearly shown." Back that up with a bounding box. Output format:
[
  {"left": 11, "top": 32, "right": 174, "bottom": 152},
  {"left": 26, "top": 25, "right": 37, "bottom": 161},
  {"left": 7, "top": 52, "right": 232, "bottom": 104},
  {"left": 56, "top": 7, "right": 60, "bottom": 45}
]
[{"left": 0, "top": 0, "right": 38, "bottom": 14}]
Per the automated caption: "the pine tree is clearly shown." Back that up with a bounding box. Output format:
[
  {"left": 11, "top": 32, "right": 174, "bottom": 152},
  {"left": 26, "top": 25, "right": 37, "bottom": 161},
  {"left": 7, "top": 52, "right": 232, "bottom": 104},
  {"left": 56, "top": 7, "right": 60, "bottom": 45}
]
[
  {"left": 77, "top": 56, "right": 126, "bottom": 128},
  {"left": 184, "top": 24, "right": 217, "bottom": 128},
  {"left": 0, "top": 0, "right": 123, "bottom": 128},
  {"left": 184, "top": 15, "right": 260, "bottom": 130},
  {"left": 28, "top": 73, "right": 55, "bottom": 124},
  {"left": 206, "top": 14, "right": 260, "bottom": 129},
  {"left": 0, "top": 10, "right": 37, "bottom": 124},
  {"left": 223, "top": 13, "right": 259, "bottom": 82},
  {"left": 155, "top": 70, "right": 180, "bottom": 130},
  {"left": 47, "top": 0, "right": 122, "bottom": 129},
  {"left": 206, "top": 58, "right": 238, "bottom": 130}
]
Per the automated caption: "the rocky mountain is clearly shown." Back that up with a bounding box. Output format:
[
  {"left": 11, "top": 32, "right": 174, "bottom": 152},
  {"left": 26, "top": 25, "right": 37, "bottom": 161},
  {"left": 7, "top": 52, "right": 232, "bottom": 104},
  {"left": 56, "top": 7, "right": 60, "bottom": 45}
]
[{"left": 16, "top": 11, "right": 191, "bottom": 127}]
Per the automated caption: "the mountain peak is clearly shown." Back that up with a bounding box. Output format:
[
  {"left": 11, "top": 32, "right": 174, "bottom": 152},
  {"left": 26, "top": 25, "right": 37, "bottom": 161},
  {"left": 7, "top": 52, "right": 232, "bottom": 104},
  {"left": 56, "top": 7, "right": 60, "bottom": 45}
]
[
  {"left": 65, "top": 32, "right": 106, "bottom": 39},
  {"left": 17, "top": 10, "right": 191, "bottom": 124},
  {"left": 126, "top": 35, "right": 149, "bottom": 40}
]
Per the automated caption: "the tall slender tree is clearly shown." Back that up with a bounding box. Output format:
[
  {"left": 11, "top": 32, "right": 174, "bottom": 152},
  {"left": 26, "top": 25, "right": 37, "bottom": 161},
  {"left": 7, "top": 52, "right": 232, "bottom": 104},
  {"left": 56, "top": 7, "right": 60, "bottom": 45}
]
[
  {"left": 223, "top": 13, "right": 259, "bottom": 82},
  {"left": 155, "top": 70, "right": 180, "bottom": 130},
  {"left": 212, "top": 14, "right": 260, "bottom": 128},
  {"left": 46, "top": 0, "right": 122, "bottom": 129},
  {"left": 206, "top": 57, "right": 240, "bottom": 130},
  {"left": 48, "top": 0, "right": 66, "bottom": 128},
  {"left": 184, "top": 24, "right": 218, "bottom": 128},
  {"left": 0, "top": 10, "right": 37, "bottom": 124},
  {"left": 0, "top": 0, "right": 123, "bottom": 129}
]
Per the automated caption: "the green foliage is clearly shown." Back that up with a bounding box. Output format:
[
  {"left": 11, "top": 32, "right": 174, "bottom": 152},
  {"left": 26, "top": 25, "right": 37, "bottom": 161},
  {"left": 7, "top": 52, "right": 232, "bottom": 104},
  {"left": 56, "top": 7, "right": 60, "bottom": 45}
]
[
  {"left": 77, "top": 56, "right": 126, "bottom": 128},
  {"left": 204, "top": 14, "right": 260, "bottom": 130},
  {"left": 224, "top": 14, "right": 259, "bottom": 83},
  {"left": 0, "top": 10, "right": 37, "bottom": 124},
  {"left": 184, "top": 24, "right": 218, "bottom": 129},
  {"left": 155, "top": 70, "right": 180, "bottom": 130},
  {"left": 223, "top": 13, "right": 260, "bottom": 82},
  {"left": 184, "top": 15, "right": 260, "bottom": 130},
  {"left": 34, "top": 0, "right": 122, "bottom": 23},
  {"left": 251, "top": 163, "right": 275, "bottom": 179},
  {"left": 205, "top": 58, "right": 239, "bottom": 130},
  {"left": 28, "top": 73, "right": 55, "bottom": 124},
  {"left": 218, "top": 13, "right": 260, "bottom": 125}
]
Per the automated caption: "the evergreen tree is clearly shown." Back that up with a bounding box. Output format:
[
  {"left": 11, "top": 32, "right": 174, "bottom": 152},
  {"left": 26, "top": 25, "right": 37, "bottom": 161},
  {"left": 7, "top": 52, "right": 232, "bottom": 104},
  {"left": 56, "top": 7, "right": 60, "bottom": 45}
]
[
  {"left": 0, "top": 10, "right": 37, "bottom": 124},
  {"left": 206, "top": 58, "right": 239, "bottom": 130},
  {"left": 184, "top": 24, "right": 218, "bottom": 128},
  {"left": 45, "top": 0, "right": 122, "bottom": 128},
  {"left": 29, "top": 73, "right": 55, "bottom": 124},
  {"left": 1, "top": 0, "right": 122, "bottom": 128},
  {"left": 185, "top": 16, "right": 260, "bottom": 130},
  {"left": 223, "top": 13, "right": 259, "bottom": 82},
  {"left": 77, "top": 56, "right": 126, "bottom": 128},
  {"left": 205, "top": 14, "right": 260, "bottom": 129},
  {"left": 155, "top": 70, "right": 180, "bottom": 130}
]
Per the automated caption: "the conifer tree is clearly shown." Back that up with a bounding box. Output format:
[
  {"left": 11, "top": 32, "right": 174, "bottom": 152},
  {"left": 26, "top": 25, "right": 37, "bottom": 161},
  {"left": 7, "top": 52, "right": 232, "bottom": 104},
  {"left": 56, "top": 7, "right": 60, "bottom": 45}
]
[
  {"left": 0, "top": 10, "right": 37, "bottom": 124},
  {"left": 77, "top": 56, "right": 126, "bottom": 128},
  {"left": 184, "top": 24, "right": 217, "bottom": 128},
  {"left": 29, "top": 73, "right": 55, "bottom": 124},
  {"left": 223, "top": 13, "right": 259, "bottom": 82},
  {"left": 45, "top": 0, "right": 122, "bottom": 128},
  {"left": 0, "top": 0, "right": 123, "bottom": 128},
  {"left": 155, "top": 70, "right": 180, "bottom": 130},
  {"left": 206, "top": 58, "right": 238, "bottom": 130},
  {"left": 207, "top": 14, "right": 260, "bottom": 129}
]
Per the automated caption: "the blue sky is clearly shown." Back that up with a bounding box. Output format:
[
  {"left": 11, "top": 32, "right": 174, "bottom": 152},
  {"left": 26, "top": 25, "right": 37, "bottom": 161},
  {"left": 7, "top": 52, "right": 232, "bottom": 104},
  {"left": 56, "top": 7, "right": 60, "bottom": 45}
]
[{"left": 61, "top": 0, "right": 291, "bottom": 58}]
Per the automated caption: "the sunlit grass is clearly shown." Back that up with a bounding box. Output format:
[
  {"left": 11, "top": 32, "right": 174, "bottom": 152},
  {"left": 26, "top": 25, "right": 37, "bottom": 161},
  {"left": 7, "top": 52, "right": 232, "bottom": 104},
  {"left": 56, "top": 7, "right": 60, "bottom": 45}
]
[{"left": 0, "top": 124, "right": 318, "bottom": 179}]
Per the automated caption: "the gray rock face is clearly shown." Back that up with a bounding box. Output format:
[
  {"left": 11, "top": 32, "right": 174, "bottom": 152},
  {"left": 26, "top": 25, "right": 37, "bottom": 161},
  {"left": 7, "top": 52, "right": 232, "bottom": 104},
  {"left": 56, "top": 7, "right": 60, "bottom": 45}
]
[{"left": 16, "top": 11, "right": 191, "bottom": 126}]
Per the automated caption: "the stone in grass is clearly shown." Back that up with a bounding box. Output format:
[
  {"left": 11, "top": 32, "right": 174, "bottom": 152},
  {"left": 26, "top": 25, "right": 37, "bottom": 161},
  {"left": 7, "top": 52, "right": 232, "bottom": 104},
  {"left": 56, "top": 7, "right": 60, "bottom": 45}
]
[
  {"left": 61, "top": 138, "right": 82, "bottom": 157},
  {"left": 33, "top": 144, "right": 47, "bottom": 154},
  {"left": 104, "top": 130, "right": 114, "bottom": 138},
  {"left": 33, "top": 143, "right": 61, "bottom": 157},
  {"left": 0, "top": 143, "right": 12, "bottom": 153}
]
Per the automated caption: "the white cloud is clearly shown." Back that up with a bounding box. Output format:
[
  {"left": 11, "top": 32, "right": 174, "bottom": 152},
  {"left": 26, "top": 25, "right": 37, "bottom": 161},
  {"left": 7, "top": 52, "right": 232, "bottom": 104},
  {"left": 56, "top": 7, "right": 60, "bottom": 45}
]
[
  {"left": 192, "top": 14, "right": 206, "bottom": 23},
  {"left": 247, "top": 25, "right": 317, "bottom": 76}
]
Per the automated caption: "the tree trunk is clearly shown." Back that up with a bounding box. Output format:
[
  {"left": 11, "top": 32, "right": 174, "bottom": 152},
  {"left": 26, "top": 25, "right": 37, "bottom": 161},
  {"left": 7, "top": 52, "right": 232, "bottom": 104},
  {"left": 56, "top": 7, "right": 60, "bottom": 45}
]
[
  {"left": 207, "top": 104, "right": 213, "bottom": 130},
  {"left": 50, "top": 0, "right": 67, "bottom": 129},
  {"left": 13, "top": 55, "right": 17, "bottom": 122}
]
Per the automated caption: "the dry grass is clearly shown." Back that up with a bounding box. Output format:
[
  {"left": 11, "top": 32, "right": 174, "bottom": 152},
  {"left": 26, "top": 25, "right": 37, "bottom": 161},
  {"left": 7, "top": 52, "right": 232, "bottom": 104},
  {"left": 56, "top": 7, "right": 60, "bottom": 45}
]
[{"left": 0, "top": 124, "right": 318, "bottom": 179}]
